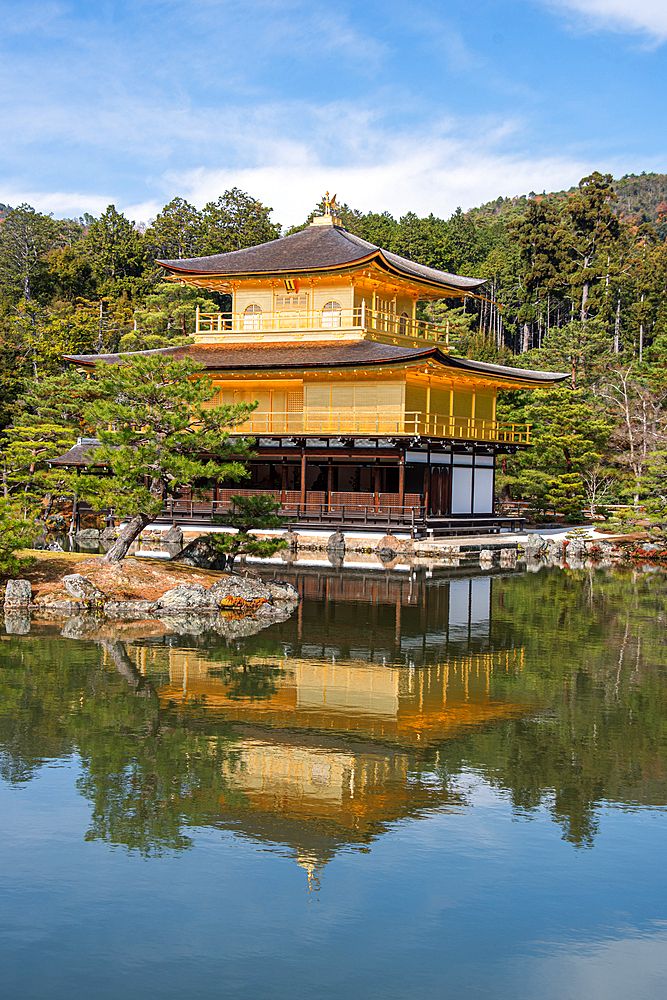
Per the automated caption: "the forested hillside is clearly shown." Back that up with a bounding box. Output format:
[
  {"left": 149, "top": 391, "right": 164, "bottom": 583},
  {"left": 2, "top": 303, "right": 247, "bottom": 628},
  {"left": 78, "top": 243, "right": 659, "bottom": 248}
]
[
  {"left": 469, "top": 171, "right": 667, "bottom": 232},
  {"left": 0, "top": 171, "right": 666, "bottom": 526}
]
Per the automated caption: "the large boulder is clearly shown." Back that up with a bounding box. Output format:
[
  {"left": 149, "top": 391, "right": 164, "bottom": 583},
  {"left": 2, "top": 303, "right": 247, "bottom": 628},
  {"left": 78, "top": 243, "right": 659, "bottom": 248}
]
[
  {"left": 639, "top": 542, "right": 664, "bottom": 553},
  {"left": 4, "top": 579, "right": 32, "bottom": 607},
  {"left": 75, "top": 528, "right": 100, "bottom": 540},
  {"left": 208, "top": 575, "right": 272, "bottom": 607},
  {"left": 171, "top": 536, "right": 227, "bottom": 570},
  {"left": 327, "top": 529, "right": 345, "bottom": 555},
  {"left": 62, "top": 574, "right": 106, "bottom": 604},
  {"left": 566, "top": 538, "right": 587, "bottom": 557},
  {"left": 36, "top": 599, "right": 88, "bottom": 613},
  {"left": 163, "top": 524, "right": 183, "bottom": 544},
  {"left": 265, "top": 580, "right": 300, "bottom": 604},
  {"left": 150, "top": 584, "right": 218, "bottom": 613},
  {"left": 376, "top": 535, "right": 401, "bottom": 564}
]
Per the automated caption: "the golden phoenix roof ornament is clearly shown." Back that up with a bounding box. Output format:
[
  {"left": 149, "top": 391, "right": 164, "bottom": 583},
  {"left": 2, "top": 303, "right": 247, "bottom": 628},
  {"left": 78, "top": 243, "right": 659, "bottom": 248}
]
[{"left": 323, "top": 191, "right": 339, "bottom": 215}]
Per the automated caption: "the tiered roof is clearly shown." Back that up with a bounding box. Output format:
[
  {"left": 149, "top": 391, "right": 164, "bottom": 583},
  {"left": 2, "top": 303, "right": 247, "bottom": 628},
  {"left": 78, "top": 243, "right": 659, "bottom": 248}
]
[
  {"left": 158, "top": 223, "right": 486, "bottom": 295},
  {"left": 64, "top": 340, "right": 566, "bottom": 386}
]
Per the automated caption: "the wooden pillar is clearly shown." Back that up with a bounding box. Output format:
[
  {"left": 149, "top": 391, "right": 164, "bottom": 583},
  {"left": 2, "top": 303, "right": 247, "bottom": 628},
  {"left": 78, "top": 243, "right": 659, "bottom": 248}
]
[
  {"left": 300, "top": 450, "right": 307, "bottom": 507},
  {"left": 424, "top": 463, "right": 431, "bottom": 514},
  {"left": 281, "top": 460, "right": 287, "bottom": 503},
  {"left": 398, "top": 452, "right": 405, "bottom": 506},
  {"left": 374, "top": 461, "right": 381, "bottom": 510},
  {"left": 327, "top": 459, "right": 334, "bottom": 508}
]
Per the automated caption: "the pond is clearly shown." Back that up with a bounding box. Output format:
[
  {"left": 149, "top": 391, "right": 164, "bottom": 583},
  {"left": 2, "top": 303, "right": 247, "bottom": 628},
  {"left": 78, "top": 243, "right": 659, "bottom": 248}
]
[{"left": 1, "top": 563, "right": 667, "bottom": 1000}]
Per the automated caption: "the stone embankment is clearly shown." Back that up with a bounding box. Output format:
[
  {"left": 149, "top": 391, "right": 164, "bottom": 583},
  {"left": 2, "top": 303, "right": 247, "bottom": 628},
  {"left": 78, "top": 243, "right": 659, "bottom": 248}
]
[
  {"left": 274, "top": 528, "right": 667, "bottom": 570},
  {"left": 63, "top": 521, "right": 667, "bottom": 573},
  {"left": 1, "top": 561, "right": 300, "bottom": 638}
]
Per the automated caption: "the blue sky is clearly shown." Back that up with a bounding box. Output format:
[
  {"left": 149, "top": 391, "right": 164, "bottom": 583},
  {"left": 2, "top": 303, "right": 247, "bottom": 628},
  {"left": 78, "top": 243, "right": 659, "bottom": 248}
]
[{"left": 1, "top": 0, "right": 665, "bottom": 227}]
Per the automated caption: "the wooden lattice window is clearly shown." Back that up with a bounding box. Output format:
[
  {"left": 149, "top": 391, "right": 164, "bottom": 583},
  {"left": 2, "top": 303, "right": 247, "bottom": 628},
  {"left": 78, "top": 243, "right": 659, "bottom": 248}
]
[
  {"left": 288, "top": 390, "right": 304, "bottom": 412},
  {"left": 275, "top": 295, "right": 307, "bottom": 309}
]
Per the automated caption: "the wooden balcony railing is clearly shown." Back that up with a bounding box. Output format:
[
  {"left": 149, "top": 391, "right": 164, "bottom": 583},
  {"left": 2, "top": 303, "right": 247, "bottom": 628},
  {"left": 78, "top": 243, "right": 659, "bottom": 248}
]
[
  {"left": 224, "top": 409, "right": 530, "bottom": 443},
  {"left": 156, "top": 492, "right": 528, "bottom": 534},
  {"left": 196, "top": 305, "right": 451, "bottom": 345}
]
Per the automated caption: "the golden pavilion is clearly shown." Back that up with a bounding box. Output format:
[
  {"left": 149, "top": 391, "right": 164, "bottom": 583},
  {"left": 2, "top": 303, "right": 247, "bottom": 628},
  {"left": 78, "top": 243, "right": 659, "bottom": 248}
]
[{"left": 65, "top": 197, "right": 566, "bottom": 533}]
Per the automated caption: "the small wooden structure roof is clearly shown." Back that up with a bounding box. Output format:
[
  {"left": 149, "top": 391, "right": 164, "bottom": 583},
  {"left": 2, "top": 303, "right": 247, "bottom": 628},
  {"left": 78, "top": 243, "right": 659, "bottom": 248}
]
[{"left": 49, "top": 437, "right": 104, "bottom": 468}]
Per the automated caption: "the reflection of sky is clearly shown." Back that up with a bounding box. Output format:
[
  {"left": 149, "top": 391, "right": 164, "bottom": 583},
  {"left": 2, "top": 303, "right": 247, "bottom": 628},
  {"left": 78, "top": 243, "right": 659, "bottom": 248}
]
[
  {"left": 524, "top": 924, "right": 667, "bottom": 1000},
  {"left": 1, "top": 763, "right": 666, "bottom": 1000}
]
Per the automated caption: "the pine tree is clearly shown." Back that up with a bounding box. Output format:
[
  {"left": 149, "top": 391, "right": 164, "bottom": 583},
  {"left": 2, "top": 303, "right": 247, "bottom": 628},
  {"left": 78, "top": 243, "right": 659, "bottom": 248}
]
[
  {"left": 77, "top": 355, "right": 257, "bottom": 562},
  {"left": 85, "top": 206, "right": 147, "bottom": 292},
  {"left": 0, "top": 204, "right": 61, "bottom": 301},
  {"left": 204, "top": 494, "right": 288, "bottom": 571},
  {"left": 145, "top": 197, "right": 203, "bottom": 262},
  {"left": 562, "top": 173, "right": 620, "bottom": 324}
]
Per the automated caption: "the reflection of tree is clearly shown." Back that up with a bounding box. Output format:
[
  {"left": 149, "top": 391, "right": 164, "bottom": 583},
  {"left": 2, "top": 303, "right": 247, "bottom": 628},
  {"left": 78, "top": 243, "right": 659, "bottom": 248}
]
[
  {"left": 0, "top": 632, "right": 246, "bottom": 856},
  {"left": 440, "top": 568, "right": 667, "bottom": 847},
  {"left": 77, "top": 722, "right": 243, "bottom": 856}
]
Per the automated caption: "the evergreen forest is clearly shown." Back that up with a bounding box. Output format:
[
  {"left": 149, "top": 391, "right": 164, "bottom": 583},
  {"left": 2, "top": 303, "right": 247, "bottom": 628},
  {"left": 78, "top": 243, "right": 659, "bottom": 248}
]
[{"left": 1, "top": 172, "right": 666, "bottom": 525}]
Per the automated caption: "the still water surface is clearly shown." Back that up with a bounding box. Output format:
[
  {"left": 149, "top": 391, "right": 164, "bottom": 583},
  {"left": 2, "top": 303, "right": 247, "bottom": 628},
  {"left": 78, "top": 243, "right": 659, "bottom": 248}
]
[{"left": 1, "top": 564, "right": 667, "bottom": 999}]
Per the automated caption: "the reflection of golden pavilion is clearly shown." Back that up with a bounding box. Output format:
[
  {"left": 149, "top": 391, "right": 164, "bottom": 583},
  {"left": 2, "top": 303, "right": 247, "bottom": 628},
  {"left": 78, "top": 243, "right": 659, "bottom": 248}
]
[
  {"left": 154, "top": 650, "right": 529, "bottom": 875},
  {"left": 158, "top": 648, "right": 527, "bottom": 747},
  {"left": 127, "top": 626, "right": 530, "bottom": 876}
]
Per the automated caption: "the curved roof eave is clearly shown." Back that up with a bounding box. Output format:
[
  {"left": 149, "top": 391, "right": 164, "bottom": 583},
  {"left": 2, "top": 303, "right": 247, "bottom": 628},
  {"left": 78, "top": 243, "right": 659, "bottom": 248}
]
[
  {"left": 434, "top": 350, "right": 569, "bottom": 384},
  {"left": 63, "top": 343, "right": 569, "bottom": 385}
]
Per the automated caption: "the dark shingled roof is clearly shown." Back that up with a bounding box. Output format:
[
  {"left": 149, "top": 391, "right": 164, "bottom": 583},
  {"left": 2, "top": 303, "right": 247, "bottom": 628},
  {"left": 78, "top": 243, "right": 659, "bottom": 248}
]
[
  {"left": 63, "top": 341, "right": 568, "bottom": 384},
  {"left": 158, "top": 225, "right": 486, "bottom": 293},
  {"left": 50, "top": 437, "right": 105, "bottom": 467}
]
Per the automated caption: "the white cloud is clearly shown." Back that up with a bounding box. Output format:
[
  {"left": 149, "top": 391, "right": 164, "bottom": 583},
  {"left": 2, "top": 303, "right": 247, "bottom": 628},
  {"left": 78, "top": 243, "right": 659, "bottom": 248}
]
[
  {"left": 544, "top": 0, "right": 667, "bottom": 41},
  {"left": 0, "top": 109, "right": 597, "bottom": 225},
  {"left": 0, "top": 189, "right": 112, "bottom": 217},
  {"left": 165, "top": 122, "right": 594, "bottom": 227}
]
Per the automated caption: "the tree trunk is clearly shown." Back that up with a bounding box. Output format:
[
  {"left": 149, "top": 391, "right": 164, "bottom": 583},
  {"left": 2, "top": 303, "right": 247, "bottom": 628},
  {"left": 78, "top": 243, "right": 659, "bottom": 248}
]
[
  {"left": 103, "top": 512, "right": 153, "bottom": 563},
  {"left": 581, "top": 281, "right": 589, "bottom": 325},
  {"left": 69, "top": 493, "right": 78, "bottom": 535},
  {"left": 40, "top": 493, "right": 54, "bottom": 520},
  {"left": 614, "top": 296, "right": 621, "bottom": 353},
  {"left": 522, "top": 322, "right": 530, "bottom": 353}
]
